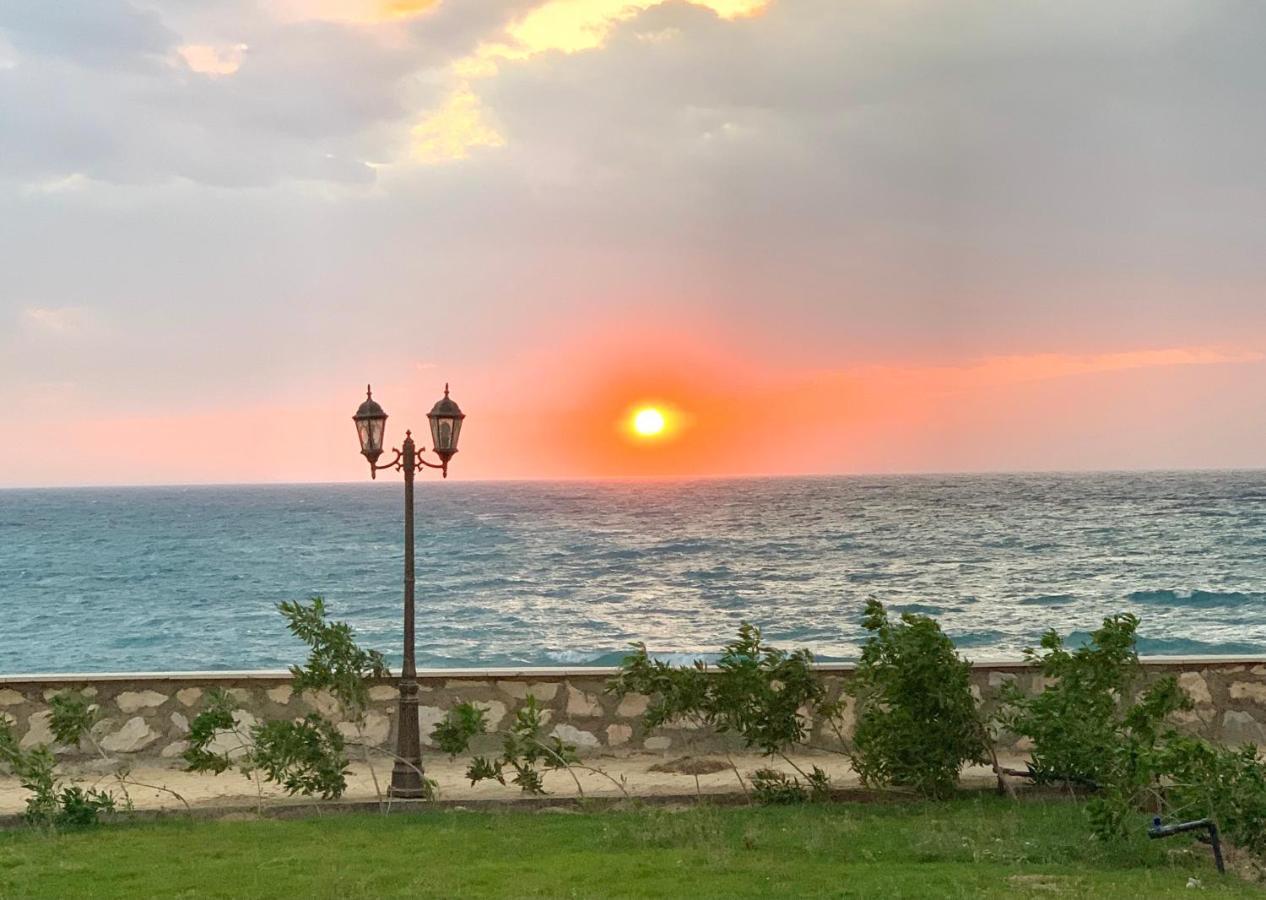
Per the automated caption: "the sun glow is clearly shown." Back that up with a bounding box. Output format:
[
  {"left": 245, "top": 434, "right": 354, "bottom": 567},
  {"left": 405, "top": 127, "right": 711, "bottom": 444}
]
[{"left": 632, "top": 407, "right": 666, "bottom": 437}]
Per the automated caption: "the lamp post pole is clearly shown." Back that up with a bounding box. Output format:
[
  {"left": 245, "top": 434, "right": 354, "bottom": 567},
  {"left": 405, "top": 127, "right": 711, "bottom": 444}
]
[
  {"left": 352, "top": 385, "right": 466, "bottom": 799},
  {"left": 394, "top": 431, "right": 424, "bottom": 797}
]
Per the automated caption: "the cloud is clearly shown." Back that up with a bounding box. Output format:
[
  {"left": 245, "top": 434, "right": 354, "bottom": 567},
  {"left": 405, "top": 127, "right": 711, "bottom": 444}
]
[
  {"left": 412, "top": 86, "right": 505, "bottom": 163},
  {"left": 0, "top": 0, "right": 175, "bottom": 69},
  {"left": 23, "top": 306, "right": 95, "bottom": 335},
  {"left": 178, "top": 43, "right": 248, "bottom": 76}
]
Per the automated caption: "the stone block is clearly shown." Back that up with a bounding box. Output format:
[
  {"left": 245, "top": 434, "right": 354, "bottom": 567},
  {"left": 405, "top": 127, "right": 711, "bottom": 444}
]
[
  {"left": 160, "top": 740, "right": 189, "bottom": 759},
  {"left": 1229, "top": 682, "right": 1266, "bottom": 704},
  {"left": 176, "top": 688, "right": 203, "bottom": 708},
  {"left": 267, "top": 686, "right": 293, "bottom": 705},
  {"left": 170, "top": 712, "right": 190, "bottom": 735},
  {"left": 528, "top": 683, "right": 559, "bottom": 701},
  {"left": 100, "top": 717, "right": 160, "bottom": 753},
  {"left": 498, "top": 682, "right": 530, "bottom": 700},
  {"left": 1222, "top": 710, "right": 1266, "bottom": 746},
  {"left": 418, "top": 706, "right": 447, "bottom": 747},
  {"left": 309, "top": 689, "right": 341, "bottom": 719},
  {"left": 116, "top": 690, "right": 169, "bottom": 713},
  {"left": 987, "top": 672, "right": 1017, "bottom": 689},
  {"left": 338, "top": 712, "right": 391, "bottom": 747},
  {"left": 208, "top": 710, "right": 258, "bottom": 757},
  {"left": 606, "top": 724, "right": 632, "bottom": 747},
  {"left": 616, "top": 694, "right": 648, "bottom": 718},
  {"left": 644, "top": 736, "right": 672, "bottom": 751},
  {"left": 481, "top": 700, "right": 508, "bottom": 730},
  {"left": 551, "top": 724, "right": 600, "bottom": 749},
  {"left": 0, "top": 689, "right": 25, "bottom": 707},
  {"left": 19, "top": 710, "right": 55, "bottom": 750},
  {"left": 1178, "top": 672, "right": 1214, "bottom": 706},
  {"left": 368, "top": 685, "right": 398, "bottom": 702},
  {"left": 566, "top": 686, "right": 601, "bottom": 717}
]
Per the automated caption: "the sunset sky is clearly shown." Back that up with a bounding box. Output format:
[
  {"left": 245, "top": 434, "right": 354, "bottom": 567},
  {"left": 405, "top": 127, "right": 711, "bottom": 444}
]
[{"left": 2, "top": 0, "right": 1264, "bottom": 486}]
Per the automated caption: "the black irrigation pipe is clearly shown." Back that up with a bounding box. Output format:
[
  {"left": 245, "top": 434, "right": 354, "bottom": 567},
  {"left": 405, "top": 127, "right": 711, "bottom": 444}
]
[{"left": 1149, "top": 816, "right": 1226, "bottom": 874}]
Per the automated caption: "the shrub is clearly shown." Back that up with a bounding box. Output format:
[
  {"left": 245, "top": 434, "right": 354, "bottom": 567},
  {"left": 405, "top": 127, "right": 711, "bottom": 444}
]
[
  {"left": 1158, "top": 735, "right": 1266, "bottom": 859},
  {"left": 279, "top": 596, "right": 389, "bottom": 717},
  {"left": 999, "top": 614, "right": 1189, "bottom": 789},
  {"left": 0, "top": 717, "right": 116, "bottom": 829},
  {"left": 185, "top": 596, "right": 385, "bottom": 804},
  {"left": 610, "top": 622, "right": 833, "bottom": 757},
  {"left": 750, "top": 766, "right": 831, "bottom": 805},
  {"left": 847, "top": 600, "right": 988, "bottom": 799},
  {"left": 433, "top": 695, "right": 580, "bottom": 795},
  {"left": 610, "top": 622, "right": 839, "bottom": 801}
]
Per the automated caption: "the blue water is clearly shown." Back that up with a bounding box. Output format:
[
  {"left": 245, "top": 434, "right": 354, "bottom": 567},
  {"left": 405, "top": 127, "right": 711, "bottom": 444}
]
[{"left": 2, "top": 472, "right": 1265, "bottom": 674}]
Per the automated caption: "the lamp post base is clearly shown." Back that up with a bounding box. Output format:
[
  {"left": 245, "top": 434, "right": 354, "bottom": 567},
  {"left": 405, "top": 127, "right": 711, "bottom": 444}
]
[
  {"left": 390, "top": 678, "right": 427, "bottom": 799},
  {"left": 388, "top": 766, "right": 428, "bottom": 799}
]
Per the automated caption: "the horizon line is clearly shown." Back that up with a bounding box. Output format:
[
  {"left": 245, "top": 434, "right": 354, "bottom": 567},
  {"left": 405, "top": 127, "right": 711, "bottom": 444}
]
[{"left": 2, "top": 464, "right": 1263, "bottom": 492}]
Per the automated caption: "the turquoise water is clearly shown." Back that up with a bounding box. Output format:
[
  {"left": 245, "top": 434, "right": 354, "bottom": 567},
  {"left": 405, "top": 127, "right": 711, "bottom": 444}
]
[{"left": 1, "top": 472, "right": 1265, "bottom": 674}]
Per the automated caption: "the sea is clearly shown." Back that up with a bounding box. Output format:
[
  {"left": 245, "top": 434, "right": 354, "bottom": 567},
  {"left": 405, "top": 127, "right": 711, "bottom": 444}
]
[{"left": 1, "top": 471, "right": 1265, "bottom": 675}]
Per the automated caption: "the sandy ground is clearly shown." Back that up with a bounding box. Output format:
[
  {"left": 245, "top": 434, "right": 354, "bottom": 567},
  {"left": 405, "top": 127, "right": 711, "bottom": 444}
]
[{"left": 0, "top": 752, "right": 1030, "bottom": 817}]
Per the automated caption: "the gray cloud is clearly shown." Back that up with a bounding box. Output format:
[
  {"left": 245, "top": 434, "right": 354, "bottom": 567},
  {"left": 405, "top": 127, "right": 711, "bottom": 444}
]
[{"left": 1, "top": 0, "right": 1264, "bottom": 417}]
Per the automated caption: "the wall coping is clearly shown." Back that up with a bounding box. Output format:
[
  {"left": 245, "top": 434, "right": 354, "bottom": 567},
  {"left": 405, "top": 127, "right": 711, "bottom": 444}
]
[{"left": 2, "top": 655, "right": 1264, "bottom": 684}]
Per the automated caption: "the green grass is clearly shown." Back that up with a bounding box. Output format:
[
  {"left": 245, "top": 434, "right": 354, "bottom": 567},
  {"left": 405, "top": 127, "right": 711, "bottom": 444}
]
[{"left": 0, "top": 797, "right": 1258, "bottom": 898}]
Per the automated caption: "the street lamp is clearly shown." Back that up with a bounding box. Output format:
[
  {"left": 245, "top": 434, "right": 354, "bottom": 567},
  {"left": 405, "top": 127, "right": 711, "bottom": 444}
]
[{"left": 352, "top": 383, "right": 465, "bottom": 798}]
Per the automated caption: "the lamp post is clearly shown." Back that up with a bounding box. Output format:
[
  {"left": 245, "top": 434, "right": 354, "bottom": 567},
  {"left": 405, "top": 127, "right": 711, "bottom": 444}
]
[{"left": 352, "top": 383, "right": 465, "bottom": 798}]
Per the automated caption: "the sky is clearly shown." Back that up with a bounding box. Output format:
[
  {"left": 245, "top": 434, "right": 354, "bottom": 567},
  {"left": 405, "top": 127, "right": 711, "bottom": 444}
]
[{"left": 1, "top": 0, "right": 1264, "bottom": 486}]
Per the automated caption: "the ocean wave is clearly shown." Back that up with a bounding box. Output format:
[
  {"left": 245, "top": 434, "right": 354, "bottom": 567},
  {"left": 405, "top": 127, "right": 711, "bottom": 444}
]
[
  {"left": 1018, "top": 594, "right": 1075, "bottom": 606},
  {"left": 890, "top": 603, "right": 947, "bottom": 617},
  {"left": 1136, "top": 636, "right": 1266, "bottom": 656},
  {"left": 1127, "top": 589, "right": 1263, "bottom": 608}
]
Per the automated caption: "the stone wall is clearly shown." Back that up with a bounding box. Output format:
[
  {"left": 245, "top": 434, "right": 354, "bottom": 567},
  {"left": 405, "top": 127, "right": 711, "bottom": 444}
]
[{"left": 1, "top": 658, "right": 1265, "bottom": 762}]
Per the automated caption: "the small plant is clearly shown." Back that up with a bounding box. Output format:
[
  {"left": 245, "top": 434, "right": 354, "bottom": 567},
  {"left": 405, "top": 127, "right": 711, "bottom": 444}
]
[
  {"left": 750, "top": 766, "right": 832, "bottom": 805},
  {"left": 847, "top": 600, "right": 988, "bottom": 799},
  {"left": 1157, "top": 734, "right": 1266, "bottom": 860},
  {"left": 185, "top": 688, "right": 353, "bottom": 802},
  {"left": 434, "top": 696, "right": 584, "bottom": 795},
  {"left": 610, "top": 622, "right": 839, "bottom": 798},
  {"left": 279, "top": 596, "right": 389, "bottom": 717},
  {"left": 0, "top": 716, "right": 116, "bottom": 829},
  {"left": 999, "top": 614, "right": 1189, "bottom": 790},
  {"left": 185, "top": 596, "right": 388, "bottom": 807}
]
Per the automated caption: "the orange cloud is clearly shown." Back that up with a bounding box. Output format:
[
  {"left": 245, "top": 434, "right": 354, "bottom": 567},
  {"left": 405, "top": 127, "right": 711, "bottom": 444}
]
[
  {"left": 178, "top": 44, "right": 248, "bottom": 76},
  {"left": 268, "top": 0, "right": 437, "bottom": 25}
]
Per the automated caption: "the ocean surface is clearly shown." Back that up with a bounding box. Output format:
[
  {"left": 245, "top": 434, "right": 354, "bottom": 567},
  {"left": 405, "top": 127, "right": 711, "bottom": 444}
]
[{"left": 2, "top": 472, "right": 1265, "bottom": 675}]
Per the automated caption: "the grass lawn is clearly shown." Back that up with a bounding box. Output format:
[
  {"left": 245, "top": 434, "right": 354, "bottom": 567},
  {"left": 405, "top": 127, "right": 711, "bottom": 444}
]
[{"left": 0, "top": 797, "right": 1259, "bottom": 898}]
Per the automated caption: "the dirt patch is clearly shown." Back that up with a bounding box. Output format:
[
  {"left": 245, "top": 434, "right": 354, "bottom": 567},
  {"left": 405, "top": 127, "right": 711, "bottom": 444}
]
[
  {"left": 1005, "top": 874, "right": 1075, "bottom": 893},
  {"left": 648, "top": 757, "right": 731, "bottom": 776}
]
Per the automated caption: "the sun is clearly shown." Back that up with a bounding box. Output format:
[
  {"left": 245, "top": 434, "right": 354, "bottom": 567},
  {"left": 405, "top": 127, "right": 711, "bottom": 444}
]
[{"left": 632, "top": 407, "right": 666, "bottom": 437}]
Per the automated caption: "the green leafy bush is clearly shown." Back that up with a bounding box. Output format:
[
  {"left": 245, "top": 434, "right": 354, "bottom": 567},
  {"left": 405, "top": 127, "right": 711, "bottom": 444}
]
[
  {"left": 610, "top": 622, "right": 834, "bottom": 758},
  {"left": 433, "top": 695, "right": 579, "bottom": 795},
  {"left": 184, "top": 597, "right": 384, "bottom": 803},
  {"left": 185, "top": 689, "right": 352, "bottom": 800},
  {"left": 847, "top": 600, "right": 988, "bottom": 799},
  {"left": 0, "top": 716, "right": 116, "bottom": 829},
  {"left": 750, "top": 766, "right": 831, "bottom": 805},
  {"left": 1158, "top": 735, "right": 1266, "bottom": 859},
  {"left": 279, "top": 595, "right": 389, "bottom": 717},
  {"left": 999, "top": 614, "right": 1189, "bottom": 789}
]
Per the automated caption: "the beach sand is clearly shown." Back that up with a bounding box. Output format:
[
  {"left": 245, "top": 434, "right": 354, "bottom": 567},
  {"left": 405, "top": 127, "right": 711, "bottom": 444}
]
[{"left": 0, "top": 752, "right": 1029, "bottom": 818}]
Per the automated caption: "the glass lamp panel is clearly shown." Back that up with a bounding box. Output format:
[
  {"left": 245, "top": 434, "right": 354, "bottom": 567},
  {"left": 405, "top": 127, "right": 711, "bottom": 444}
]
[
  {"left": 355, "top": 418, "right": 372, "bottom": 453},
  {"left": 431, "top": 416, "right": 454, "bottom": 453},
  {"left": 367, "top": 416, "right": 386, "bottom": 454},
  {"left": 449, "top": 417, "right": 462, "bottom": 451}
]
